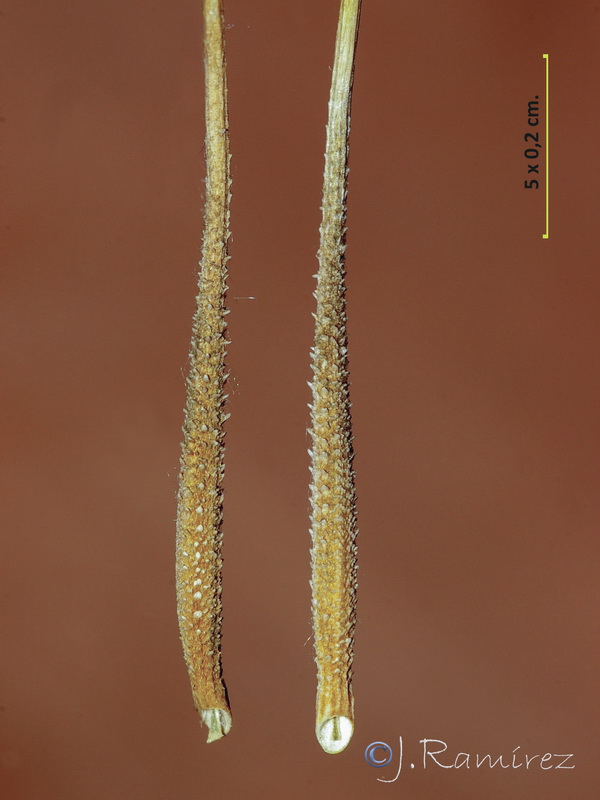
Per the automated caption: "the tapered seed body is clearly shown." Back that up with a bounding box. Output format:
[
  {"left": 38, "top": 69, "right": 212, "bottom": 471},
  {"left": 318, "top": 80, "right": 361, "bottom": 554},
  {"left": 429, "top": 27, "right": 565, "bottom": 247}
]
[
  {"left": 176, "top": 0, "right": 232, "bottom": 744},
  {"left": 309, "top": 0, "right": 362, "bottom": 755}
]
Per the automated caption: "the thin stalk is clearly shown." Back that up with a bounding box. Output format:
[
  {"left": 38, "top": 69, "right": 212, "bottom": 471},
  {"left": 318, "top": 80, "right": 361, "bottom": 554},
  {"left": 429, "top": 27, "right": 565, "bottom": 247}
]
[
  {"left": 176, "top": 0, "right": 232, "bottom": 744},
  {"left": 309, "top": 0, "right": 362, "bottom": 755}
]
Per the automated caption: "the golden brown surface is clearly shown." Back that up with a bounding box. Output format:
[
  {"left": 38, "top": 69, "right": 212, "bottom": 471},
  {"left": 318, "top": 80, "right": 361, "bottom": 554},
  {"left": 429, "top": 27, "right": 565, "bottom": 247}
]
[
  {"left": 175, "top": 0, "right": 232, "bottom": 740},
  {"left": 309, "top": 0, "right": 362, "bottom": 754}
]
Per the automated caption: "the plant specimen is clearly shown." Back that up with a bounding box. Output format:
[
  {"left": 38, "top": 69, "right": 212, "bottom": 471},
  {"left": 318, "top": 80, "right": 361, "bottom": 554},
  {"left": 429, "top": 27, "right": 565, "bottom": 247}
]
[
  {"left": 308, "top": 0, "right": 362, "bottom": 755},
  {"left": 175, "top": 0, "right": 232, "bottom": 744}
]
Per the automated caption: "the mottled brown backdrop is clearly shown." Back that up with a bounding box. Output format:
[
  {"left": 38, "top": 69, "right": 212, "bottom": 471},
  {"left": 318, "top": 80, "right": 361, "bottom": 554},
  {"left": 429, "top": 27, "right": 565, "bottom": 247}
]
[{"left": 1, "top": 1, "right": 599, "bottom": 798}]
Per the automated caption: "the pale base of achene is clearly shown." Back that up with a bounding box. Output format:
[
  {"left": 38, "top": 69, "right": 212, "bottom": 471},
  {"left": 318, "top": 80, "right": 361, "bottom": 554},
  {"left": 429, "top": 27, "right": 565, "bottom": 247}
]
[
  {"left": 202, "top": 708, "right": 232, "bottom": 743},
  {"left": 317, "top": 715, "right": 353, "bottom": 754}
]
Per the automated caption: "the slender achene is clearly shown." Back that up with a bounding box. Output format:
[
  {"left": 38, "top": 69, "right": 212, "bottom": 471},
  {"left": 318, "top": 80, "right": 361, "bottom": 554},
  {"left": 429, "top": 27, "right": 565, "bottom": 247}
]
[
  {"left": 176, "top": 0, "right": 232, "bottom": 744},
  {"left": 309, "top": 0, "right": 362, "bottom": 755}
]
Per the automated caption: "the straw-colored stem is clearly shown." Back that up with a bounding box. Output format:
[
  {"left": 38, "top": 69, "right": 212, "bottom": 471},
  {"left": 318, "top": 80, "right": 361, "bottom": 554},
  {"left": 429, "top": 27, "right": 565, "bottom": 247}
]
[
  {"left": 176, "top": 0, "right": 232, "bottom": 743},
  {"left": 309, "top": 0, "right": 362, "bottom": 755}
]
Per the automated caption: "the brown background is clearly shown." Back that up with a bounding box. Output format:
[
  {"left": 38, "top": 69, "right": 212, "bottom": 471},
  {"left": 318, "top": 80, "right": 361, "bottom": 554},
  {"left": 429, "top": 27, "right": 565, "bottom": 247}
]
[{"left": 1, "top": 1, "right": 599, "bottom": 798}]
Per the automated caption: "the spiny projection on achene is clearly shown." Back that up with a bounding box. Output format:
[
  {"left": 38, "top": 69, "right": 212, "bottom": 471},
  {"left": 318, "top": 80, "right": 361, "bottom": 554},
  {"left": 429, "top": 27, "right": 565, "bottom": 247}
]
[
  {"left": 308, "top": 0, "right": 362, "bottom": 755},
  {"left": 176, "top": 0, "right": 232, "bottom": 744}
]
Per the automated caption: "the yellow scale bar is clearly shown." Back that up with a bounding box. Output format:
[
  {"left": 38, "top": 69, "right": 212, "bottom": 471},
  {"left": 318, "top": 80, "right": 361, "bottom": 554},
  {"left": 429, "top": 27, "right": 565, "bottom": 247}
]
[{"left": 542, "top": 54, "right": 549, "bottom": 239}]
